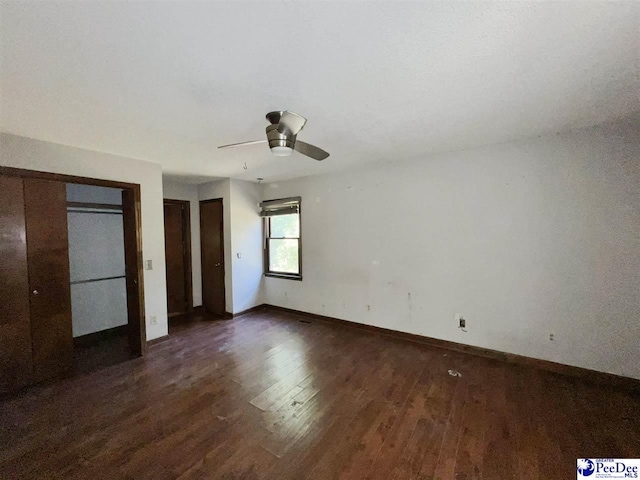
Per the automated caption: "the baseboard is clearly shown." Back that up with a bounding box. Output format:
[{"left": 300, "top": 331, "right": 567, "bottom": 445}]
[
  {"left": 73, "top": 325, "right": 128, "bottom": 348},
  {"left": 192, "top": 306, "right": 231, "bottom": 319},
  {"left": 147, "top": 335, "right": 170, "bottom": 346},
  {"left": 232, "top": 304, "right": 267, "bottom": 318},
  {"left": 262, "top": 304, "right": 640, "bottom": 393},
  {"left": 191, "top": 305, "right": 264, "bottom": 319}
]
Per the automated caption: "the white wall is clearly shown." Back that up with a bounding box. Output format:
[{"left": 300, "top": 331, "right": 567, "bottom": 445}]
[
  {"left": 262, "top": 118, "right": 640, "bottom": 380},
  {"left": 229, "top": 179, "right": 264, "bottom": 313},
  {"left": 67, "top": 195, "right": 128, "bottom": 337},
  {"left": 198, "top": 179, "right": 233, "bottom": 312},
  {"left": 70, "top": 279, "right": 128, "bottom": 337},
  {"left": 0, "top": 133, "right": 168, "bottom": 341},
  {"left": 67, "top": 183, "right": 122, "bottom": 205},
  {"left": 67, "top": 183, "right": 127, "bottom": 337},
  {"left": 67, "top": 212, "right": 125, "bottom": 282},
  {"left": 162, "top": 179, "right": 202, "bottom": 307}
]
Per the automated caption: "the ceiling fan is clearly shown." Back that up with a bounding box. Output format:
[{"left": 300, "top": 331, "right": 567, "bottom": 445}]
[{"left": 218, "top": 111, "right": 329, "bottom": 161}]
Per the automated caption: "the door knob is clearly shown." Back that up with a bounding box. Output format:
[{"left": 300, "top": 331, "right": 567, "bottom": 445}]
[{"left": 32, "top": 289, "right": 39, "bottom": 295}]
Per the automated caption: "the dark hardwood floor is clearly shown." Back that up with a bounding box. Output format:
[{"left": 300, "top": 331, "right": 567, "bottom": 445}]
[
  {"left": 1, "top": 308, "right": 639, "bottom": 479},
  {"left": 73, "top": 330, "right": 132, "bottom": 376}
]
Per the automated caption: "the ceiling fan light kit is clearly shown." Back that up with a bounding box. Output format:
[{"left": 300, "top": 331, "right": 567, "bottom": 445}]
[
  {"left": 271, "top": 146, "right": 293, "bottom": 157},
  {"left": 218, "top": 110, "right": 330, "bottom": 161}
]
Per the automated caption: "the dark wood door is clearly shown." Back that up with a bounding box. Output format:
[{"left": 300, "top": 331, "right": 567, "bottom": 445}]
[
  {"left": 24, "top": 178, "right": 73, "bottom": 383},
  {"left": 122, "top": 188, "right": 145, "bottom": 357},
  {"left": 164, "top": 202, "right": 187, "bottom": 315},
  {"left": 0, "top": 176, "right": 34, "bottom": 394},
  {"left": 200, "top": 199, "right": 225, "bottom": 315}
]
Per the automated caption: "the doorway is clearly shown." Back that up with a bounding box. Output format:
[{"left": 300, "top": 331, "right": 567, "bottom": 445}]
[
  {"left": 0, "top": 167, "right": 146, "bottom": 394},
  {"left": 163, "top": 199, "right": 193, "bottom": 317},
  {"left": 199, "top": 199, "right": 225, "bottom": 315},
  {"left": 66, "top": 184, "right": 133, "bottom": 374}
]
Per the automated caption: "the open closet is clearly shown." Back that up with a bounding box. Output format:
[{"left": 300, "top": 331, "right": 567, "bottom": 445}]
[
  {"left": 67, "top": 184, "right": 131, "bottom": 373},
  {"left": 0, "top": 168, "right": 145, "bottom": 395}
]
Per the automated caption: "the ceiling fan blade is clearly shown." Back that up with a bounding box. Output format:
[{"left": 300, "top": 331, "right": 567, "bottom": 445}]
[
  {"left": 218, "top": 139, "right": 267, "bottom": 149},
  {"left": 294, "top": 140, "right": 330, "bottom": 161},
  {"left": 277, "top": 111, "right": 307, "bottom": 135}
]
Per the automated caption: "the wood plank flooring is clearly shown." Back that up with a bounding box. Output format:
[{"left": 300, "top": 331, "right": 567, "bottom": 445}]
[
  {"left": 1, "top": 307, "right": 639, "bottom": 479},
  {"left": 73, "top": 331, "right": 131, "bottom": 375}
]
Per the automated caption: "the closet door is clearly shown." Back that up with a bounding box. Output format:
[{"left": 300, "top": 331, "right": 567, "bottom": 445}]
[
  {"left": 24, "top": 179, "right": 73, "bottom": 382},
  {"left": 0, "top": 176, "right": 33, "bottom": 394},
  {"left": 200, "top": 199, "right": 225, "bottom": 315},
  {"left": 122, "top": 188, "right": 144, "bottom": 356}
]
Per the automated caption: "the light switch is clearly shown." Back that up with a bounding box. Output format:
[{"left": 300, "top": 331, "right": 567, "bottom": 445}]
[
  {"left": 237, "top": 253, "right": 242, "bottom": 259},
  {"left": 145, "top": 260, "right": 153, "bottom": 270}
]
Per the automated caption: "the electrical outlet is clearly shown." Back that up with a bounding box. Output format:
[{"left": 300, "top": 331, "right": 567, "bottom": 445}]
[
  {"left": 549, "top": 333, "right": 555, "bottom": 341},
  {"left": 150, "top": 315, "right": 158, "bottom": 326}
]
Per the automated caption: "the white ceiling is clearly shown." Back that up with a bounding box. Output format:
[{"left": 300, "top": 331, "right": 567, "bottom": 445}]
[{"left": 1, "top": 1, "right": 638, "bottom": 184}]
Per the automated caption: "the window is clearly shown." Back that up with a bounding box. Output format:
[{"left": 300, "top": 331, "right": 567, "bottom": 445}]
[{"left": 262, "top": 197, "right": 301, "bottom": 280}]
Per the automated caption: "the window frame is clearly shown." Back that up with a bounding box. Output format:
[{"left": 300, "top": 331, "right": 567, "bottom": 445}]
[{"left": 263, "top": 199, "right": 302, "bottom": 281}]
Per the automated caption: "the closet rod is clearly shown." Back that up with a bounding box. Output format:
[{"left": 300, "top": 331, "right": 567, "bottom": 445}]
[
  {"left": 67, "top": 209, "right": 122, "bottom": 215},
  {"left": 66, "top": 201, "right": 122, "bottom": 210},
  {"left": 70, "top": 275, "right": 126, "bottom": 285}
]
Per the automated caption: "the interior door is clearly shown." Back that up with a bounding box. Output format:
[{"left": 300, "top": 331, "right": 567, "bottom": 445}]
[
  {"left": 24, "top": 178, "right": 73, "bottom": 383},
  {"left": 122, "top": 188, "right": 145, "bottom": 357},
  {"left": 164, "top": 202, "right": 187, "bottom": 315},
  {"left": 0, "top": 176, "right": 33, "bottom": 394},
  {"left": 200, "top": 199, "right": 225, "bottom": 315}
]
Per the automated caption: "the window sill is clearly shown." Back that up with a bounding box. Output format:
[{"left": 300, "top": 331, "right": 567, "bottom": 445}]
[{"left": 264, "top": 272, "right": 303, "bottom": 281}]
